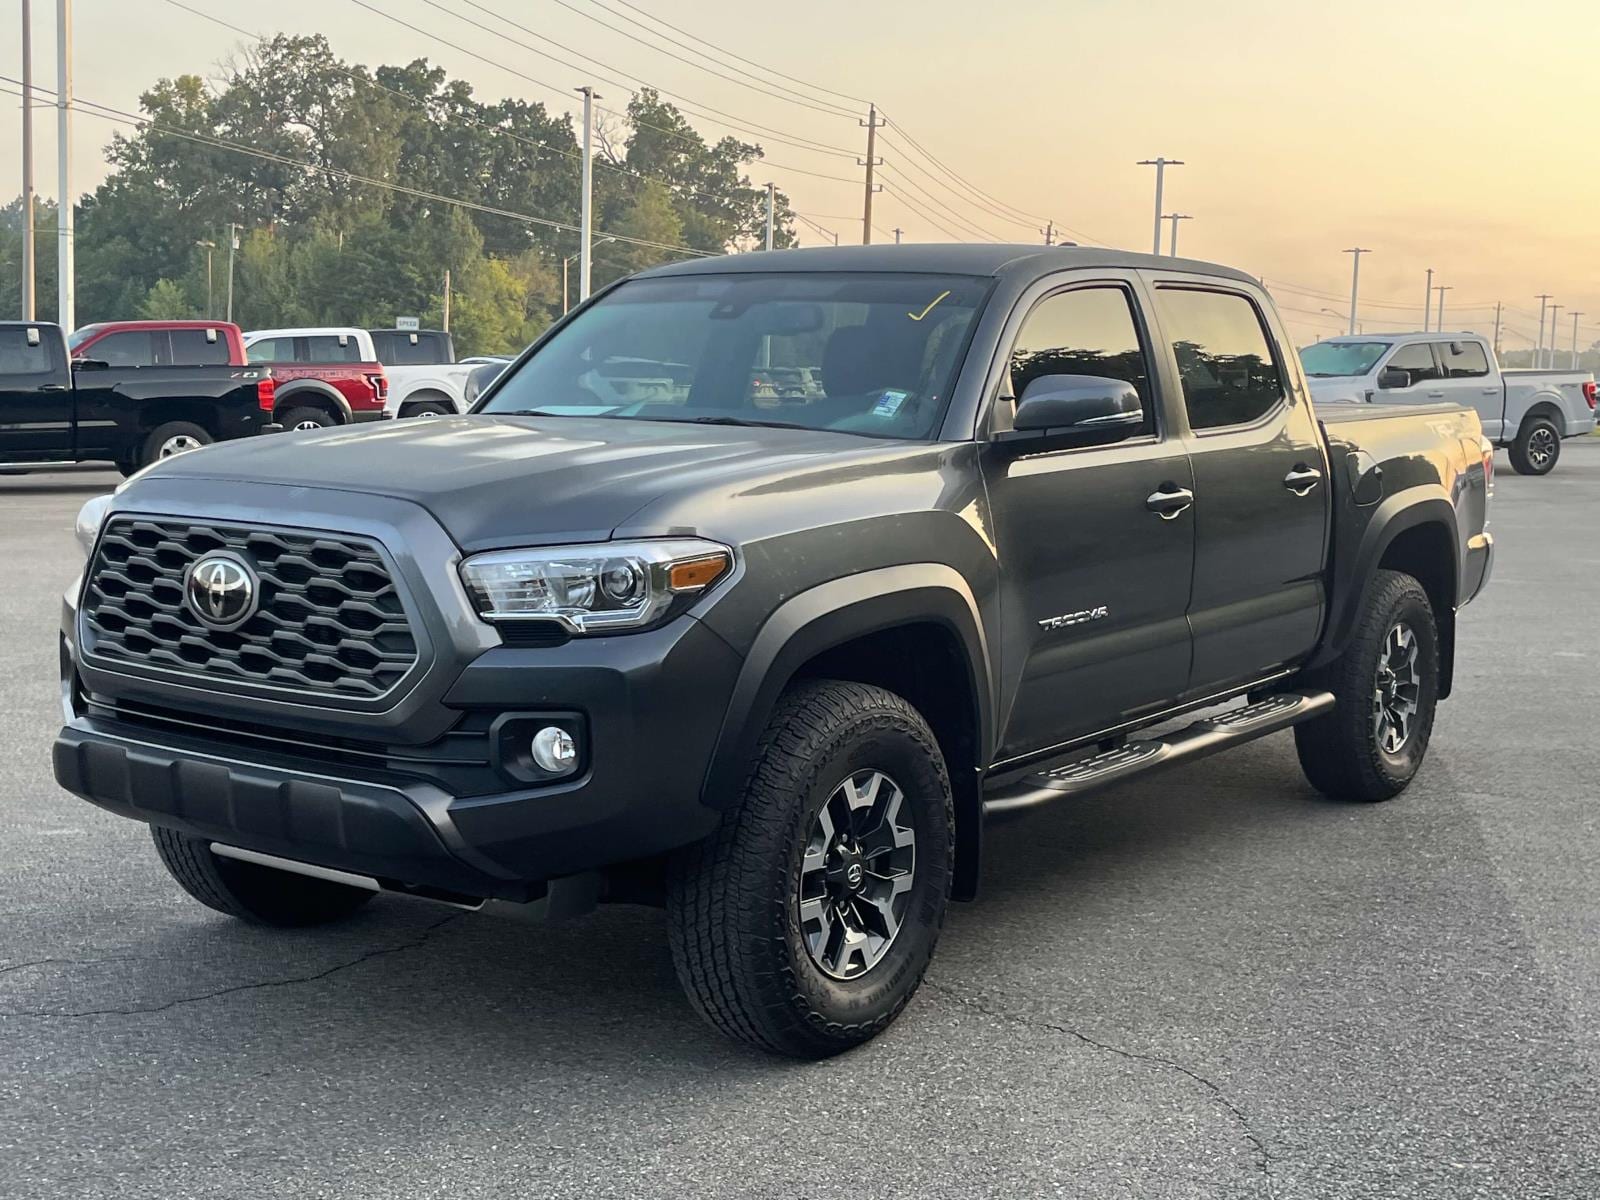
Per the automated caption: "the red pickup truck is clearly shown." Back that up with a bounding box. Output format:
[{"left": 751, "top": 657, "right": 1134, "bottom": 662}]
[{"left": 69, "top": 320, "right": 389, "bottom": 429}]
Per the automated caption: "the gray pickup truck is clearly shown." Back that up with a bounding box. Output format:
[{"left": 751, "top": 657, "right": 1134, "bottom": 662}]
[{"left": 55, "top": 245, "right": 1493, "bottom": 1057}]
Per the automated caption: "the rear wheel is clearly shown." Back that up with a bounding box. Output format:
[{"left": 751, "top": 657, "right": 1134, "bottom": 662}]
[
  {"left": 279, "top": 406, "right": 339, "bottom": 432},
  {"left": 666, "top": 680, "right": 953, "bottom": 1058},
  {"left": 1508, "top": 415, "right": 1560, "bottom": 475},
  {"left": 401, "top": 400, "right": 454, "bottom": 418},
  {"left": 138, "top": 421, "right": 212, "bottom": 469},
  {"left": 150, "top": 827, "right": 375, "bottom": 926},
  {"left": 1295, "top": 569, "right": 1439, "bottom": 802}
]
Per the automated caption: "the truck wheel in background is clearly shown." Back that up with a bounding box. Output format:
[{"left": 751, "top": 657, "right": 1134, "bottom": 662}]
[
  {"left": 150, "top": 828, "right": 376, "bottom": 926},
  {"left": 279, "top": 406, "right": 338, "bottom": 432},
  {"left": 399, "top": 399, "right": 454, "bottom": 418},
  {"left": 666, "top": 679, "right": 953, "bottom": 1058},
  {"left": 139, "top": 421, "right": 213, "bottom": 468},
  {"left": 1295, "top": 568, "right": 1439, "bottom": 803},
  {"left": 1508, "top": 414, "right": 1560, "bottom": 475}
]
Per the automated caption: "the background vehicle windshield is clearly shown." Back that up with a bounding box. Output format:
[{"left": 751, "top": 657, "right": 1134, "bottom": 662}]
[
  {"left": 1300, "top": 340, "right": 1392, "bottom": 377},
  {"left": 480, "top": 272, "right": 989, "bottom": 439}
]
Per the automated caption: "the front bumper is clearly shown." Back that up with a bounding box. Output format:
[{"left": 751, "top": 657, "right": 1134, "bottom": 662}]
[{"left": 55, "top": 613, "right": 743, "bottom": 901}]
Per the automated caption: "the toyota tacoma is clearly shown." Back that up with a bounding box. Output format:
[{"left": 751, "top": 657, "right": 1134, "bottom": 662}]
[{"left": 55, "top": 245, "right": 1494, "bottom": 1057}]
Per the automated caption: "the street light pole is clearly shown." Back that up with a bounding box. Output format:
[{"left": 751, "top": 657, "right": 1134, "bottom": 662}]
[
  {"left": 1423, "top": 268, "right": 1433, "bottom": 331},
  {"left": 20, "top": 0, "right": 36, "bottom": 320},
  {"left": 1137, "top": 158, "right": 1183, "bottom": 255},
  {"left": 763, "top": 181, "right": 775, "bottom": 251},
  {"left": 1164, "top": 213, "right": 1192, "bottom": 257},
  {"left": 55, "top": 0, "right": 74, "bottom": 331},
  {"left": 576, "top": 85, "right": 599, "bottom": 302},
  {"left": 1548, "top": 304, "right": 1563, "bottom": 370},
  {"left": 1342, "top": 248, "right": 1370, "bottom": 336},
  {"left": 1434, "top": 285, "right": 1452, "bottom": 332},
  {"left": 196, "top": 239, "right": 215, "bottom": 318},
  {"left": 1569, "top": 312, "right": 1584, "bottom": 369},
  {"left": 1534, "top": 294, "right": 1552, "bottom": 369},
  {"left": 225, "top": 223, "right": 240, "bottom": 322},
  {"left": 1492, "top": 302, "right": 1503, "bottom": 358}
]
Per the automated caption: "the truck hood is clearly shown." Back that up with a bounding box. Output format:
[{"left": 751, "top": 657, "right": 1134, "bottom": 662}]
[
  {"left": 1305, "top": 377, "right": 1371, "bottom": 406},
  {"left": 127, "top": 414, "right": 902, "bottom": 549}
]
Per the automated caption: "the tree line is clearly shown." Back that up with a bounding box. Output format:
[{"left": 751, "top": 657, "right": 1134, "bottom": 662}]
[{"left": 0, "top": 34, "right": 798, "bottom": 355}]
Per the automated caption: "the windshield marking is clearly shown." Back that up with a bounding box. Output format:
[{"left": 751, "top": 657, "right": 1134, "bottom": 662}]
[{"left": 907, "top": 291, "right": 952, "bottom": 322}]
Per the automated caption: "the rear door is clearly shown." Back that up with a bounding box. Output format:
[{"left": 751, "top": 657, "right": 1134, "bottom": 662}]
[
  {"left": 166, "top": 328, "right": 233, "bottom": 366},
  {"left": 1436, "top": 339, "right": 1503, "bottom": 437},
  {"left": 1148, "top": 281, "right": 1330, "bottom": 698},
  {"left": 982, "top": 275, "right": 1196, "bottom": 759},
  {"left": 0, "top": 325, "right": 74, "bottom": 462}
]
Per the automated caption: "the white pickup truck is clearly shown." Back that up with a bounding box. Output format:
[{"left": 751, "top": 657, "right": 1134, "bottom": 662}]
[
  {"left": 243, "top": 326, "right": 478, "bottom": 418},
  {"left": 1302, "top": 332, "right": 1596, "bottom": 475}
]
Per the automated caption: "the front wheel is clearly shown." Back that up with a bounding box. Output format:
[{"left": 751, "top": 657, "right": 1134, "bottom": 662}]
[
  {"left": 279, "top": 406, "right": 338, "bottom": 432},
  {"left": 151, "top": 828, "right": 376, "bottom": 926},
  {"left": 667, "top": 680, "right": 953, "bottom": 1058},
  {"left": 1508, "top": 415, "right": 1560, "bottom": 475},
  {"left": 1295, "top": 568, "right": 1439, "bottom": 802}
]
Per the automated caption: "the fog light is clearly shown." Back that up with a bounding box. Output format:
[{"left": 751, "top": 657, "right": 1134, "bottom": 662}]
[{"left": 531, "top": 725, "right": 577, "bottom": 774}]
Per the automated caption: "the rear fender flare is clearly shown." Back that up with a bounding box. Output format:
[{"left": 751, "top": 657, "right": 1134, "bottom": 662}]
[
  {"left": 274, "top": 380, "right": 353, "bottom": 424},
  {"left": 701, "top": 563, "right": 993, "bottom": 811}
]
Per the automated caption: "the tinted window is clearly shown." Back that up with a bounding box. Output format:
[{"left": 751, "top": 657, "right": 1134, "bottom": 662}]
[
  {"left": 1155, "top": 289, "right": 1285, "bottom": 430},
  {"left": 372, "top": 330, "right": 451, "bottom": 365},
  {"left": 0, "top": 328, "right": 55, "bottom": 376},
  {"left": 1387, "top": 343, "right": 1440, "bottom": 384},
  {"left": 1300, "top": 340, "right": 1392, "bottom": 377},
  {"left": 168, "top": 329, "right": 232, "bottom": 365},
  {"left": 246, "top": 337, "right": 292, "bottom": 363},
  {"left": 1440, "top": 340, "right": 1489, "bottom": 378},
  {"left": 92, "top": 331, "right": 158, "bottom": 367},
  {"left": 481, "top": 273, "right": 986, "bottom": 440},
  {"left": 1008, "top": 286, "right": 1154, "bottom": 435},
  {"left": 301, "top": 335, "right": 363, "bottom": 363}
]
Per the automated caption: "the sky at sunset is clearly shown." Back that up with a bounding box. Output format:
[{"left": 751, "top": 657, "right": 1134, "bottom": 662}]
[{"left": 2, "top": 0, "right": 1596, "bottom": 349}]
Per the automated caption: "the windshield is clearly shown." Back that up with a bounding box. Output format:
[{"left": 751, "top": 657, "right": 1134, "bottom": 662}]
[
  {"left": 67, "top": 324, "right": 105, "bottom": 353},
  {"left": 479, "top": 272, "right": 990, "bottom": 439},
  {"left": 1300, "top": 340, "right": 1392, "bottom": 377}
]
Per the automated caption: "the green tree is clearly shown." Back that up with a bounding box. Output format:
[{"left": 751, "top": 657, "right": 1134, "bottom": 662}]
[{"left": 137, "top": 278, "right": 194, "bottom": 319}]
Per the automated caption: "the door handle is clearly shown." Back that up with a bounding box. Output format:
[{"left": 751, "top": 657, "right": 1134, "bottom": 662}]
[
  {"left": 1426, "top": 390, "right": 1445, "bottom": 399},
  {"left": 1145, "top": 485, "right": 1194, "bottom": 519},
  {"left": 39, "top": 383, "right": 69, "bottom": 393},
  {"left": 1283, "top": 464, "right": 1322, "bottom": 495}
]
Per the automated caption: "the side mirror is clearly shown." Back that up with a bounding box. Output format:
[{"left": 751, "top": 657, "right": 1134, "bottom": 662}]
[
  {"left": 1377, "top": 366, "right": 1410, "bottom": 389},
  {"left": 1001, "top": 374, "right": 1145, "bottom": 447}
]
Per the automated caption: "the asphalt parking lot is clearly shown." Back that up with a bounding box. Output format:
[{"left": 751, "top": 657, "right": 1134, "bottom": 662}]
[{"left": 3, "top": 442, "right": 1598, "bottom": 1199}]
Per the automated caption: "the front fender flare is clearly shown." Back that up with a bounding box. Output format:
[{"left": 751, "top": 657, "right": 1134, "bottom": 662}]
[{"left": 700, "top": 563, "right": 993, "bottom": 810}]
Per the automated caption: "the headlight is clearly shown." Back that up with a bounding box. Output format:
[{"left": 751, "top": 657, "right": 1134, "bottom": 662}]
[
  {"left": 74, "top": 494, "right": 113, "bottom": 557},
  {"left": 459, "top": 538, "right": 732, "bottom": 633}
]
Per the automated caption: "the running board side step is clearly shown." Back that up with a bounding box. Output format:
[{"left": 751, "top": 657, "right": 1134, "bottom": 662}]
[{"left": 982, "top": 691, "right": 1335, "bottom": 820}]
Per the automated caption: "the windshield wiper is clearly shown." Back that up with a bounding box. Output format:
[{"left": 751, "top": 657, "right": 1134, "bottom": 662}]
[{"left": 674, "top": 415, "right": 816, "bottom": 431}]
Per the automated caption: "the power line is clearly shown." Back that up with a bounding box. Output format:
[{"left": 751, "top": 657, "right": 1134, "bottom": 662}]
[
  {"left": 877, "top": 114, "right": 1051, "bottom": 227},
  {"left": 876, "top": 165, "right": 1002, "bottom": 241},
  {"left": 879, "top": 185, "right": 968, "bottom": 242},
  {"left": 599, "top": 0, "right": 871, "bottom": 108}
]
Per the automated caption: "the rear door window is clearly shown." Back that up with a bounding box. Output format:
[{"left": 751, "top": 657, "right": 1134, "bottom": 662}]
[
  {"left": 1440, "top": 340, "right": 1490, "bottom": 378},
  {"left": 1154, "top": 288, "right": 1285, "bottom": 430},
  {"left": 372, "top": 331, "right": 450, "bottom": 365},
  {"left": 301, "top": 335, "right": 363, "bottom": 363},
  {"left": 168, "top": 329, "right": 232, "bottom": 365},
  {"left": 0, "top": 327, "right": 55, "bottom": 376},
  {"left": 1387, "top": 343, "right": 1441, "bottom": 383},
  {"left": 246, "top": 337, "right": 292, "bottom": 363}
]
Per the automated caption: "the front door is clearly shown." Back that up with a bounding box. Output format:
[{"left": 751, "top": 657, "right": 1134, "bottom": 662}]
[
  {"left": 1147, "top": 284, "right": 1331, "bottom": 697},
  {"left": 0, "top": 324, "right": 73, "bottom": 462},
  {"left": 1436, "top": 339, "right": 1504, "bottom": 438},
  {"left": 983, "top": 280, "right": 1195, "bottom": 761}
]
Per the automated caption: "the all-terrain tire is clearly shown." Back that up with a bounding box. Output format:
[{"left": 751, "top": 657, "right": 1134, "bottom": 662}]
[
  {"left": 1295, "top": 569, "right": 1439, "bottom": 802},
  {"left": 151, "top": 827, "right": 376, "bottom": 926},
  {"left": 138, "top": 421, "right": 212, "bottom": 468},
  {"left": 1508, "top": 414, "right": 1560, "bottom": 476},
  {"left": 666, "top": 679, "right": 954, "bottom": 1058},
  {"left": 279, "top": 405, "right": 339, "bottom": 432}
]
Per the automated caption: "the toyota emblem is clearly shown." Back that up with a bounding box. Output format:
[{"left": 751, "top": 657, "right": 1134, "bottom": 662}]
[{"left": 185, "top": 553, "right": 259, "bottom": 631}]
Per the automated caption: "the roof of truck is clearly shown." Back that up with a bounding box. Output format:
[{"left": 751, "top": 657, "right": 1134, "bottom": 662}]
[
  {"left": 637, "top": 243, "right": 1259, "bottom": 284},
  {"left": 1319, "top": 331, "right": 1484, "bottom": 343}
]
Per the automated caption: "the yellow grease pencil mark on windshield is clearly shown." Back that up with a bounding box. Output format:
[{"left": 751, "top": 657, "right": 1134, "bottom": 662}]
[{"left": 907, "top": 291, "right": 951, "bottom": 321}]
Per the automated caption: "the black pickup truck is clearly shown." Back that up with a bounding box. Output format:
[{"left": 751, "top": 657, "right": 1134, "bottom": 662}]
[
  {"left": 0, "top": 321, "right": 276, "bottom": 474},
  {"left": 54, "top": 246, "right": 1493, "bottom": 1057}
]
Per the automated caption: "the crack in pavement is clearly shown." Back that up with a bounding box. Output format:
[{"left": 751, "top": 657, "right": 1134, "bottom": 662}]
[
  {"left": 0, "top": 955, "right": 141, "bottom": 976},
  {"left": 923, "top": 980, "right": 1276, "bottom": 1198},
  {"left": 0, "top": 912, "right": 465, "bottom": 1019}
]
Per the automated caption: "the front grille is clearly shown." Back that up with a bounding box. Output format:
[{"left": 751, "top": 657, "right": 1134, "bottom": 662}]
[{"left": 82, "top": 517, "right": 418, "bottom": 699}]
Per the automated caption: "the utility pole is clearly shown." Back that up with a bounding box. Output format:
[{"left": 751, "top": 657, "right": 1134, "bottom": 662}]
[
  {"left": 224, "top": 223, "right": 240, "bottom": 321},
  {"left": 20, "top": 0, "right": 36, "bottom": 319},
  {"left": 1548, "top": 303, "right": 1563, "bottom": 369},
  {"left": 1534, "top": 294, "right": 1552, "bottom": 369},
  {"left": 1569, "top": 312, "right": 1584, "bottom": 369},
  {"left": 196, "top": 239, "right": 214, "bottom": 317},
  {"left": 1343, "top": 247, "right": 1370, "bottom": 336},
  {"left": 1041, "top": 221, "right": 1054, "bottom": 246},
  {"left": 442, "top": 268, "right": 451, "bottom": 332},
  {"left": 892, "top": 227, "right": 903, "bottom": 245},
  {"left": 859, "top": 104, "right": 883, "bottom": 245},
  {"left": 1137, "top": 158, "right": 1183, "bottom": 255},
  {"left": 1434, "top": 285, "right": 1452, "bottom": 332},
  {"left": 576, "top": 85, "right": 599, "bottom": 302},
  {"left": 55, "top": 0, "right": 73, "bottom": 331},
  {"left": 1492, "top": 302, "right": 1503, "bottom": 358},
  {"left": 1165, "top": 213, "right": 1192, "bottom": 257},
  {"left": 763, "top": 181, "right": 775, "bottom": 251},
  {"left": 1423, "top": 268, "right": 1433, "bottom": 331}
]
